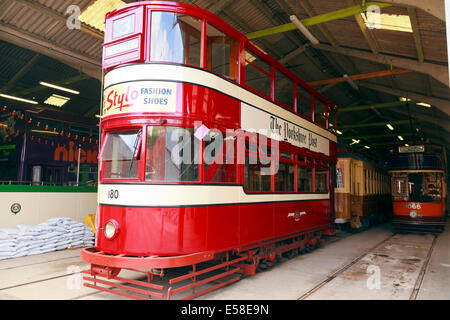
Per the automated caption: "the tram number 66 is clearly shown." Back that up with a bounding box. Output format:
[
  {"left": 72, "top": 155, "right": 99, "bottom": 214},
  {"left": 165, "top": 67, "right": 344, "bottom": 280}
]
[{"left": 108, "top": 189, "right": 119, "bottom": 199}]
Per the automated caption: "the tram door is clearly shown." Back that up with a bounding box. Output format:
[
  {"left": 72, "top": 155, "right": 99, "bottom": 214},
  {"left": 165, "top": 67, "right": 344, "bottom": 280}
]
[{"left": 350, "top": 160, "right": 363, "bottom": 228}]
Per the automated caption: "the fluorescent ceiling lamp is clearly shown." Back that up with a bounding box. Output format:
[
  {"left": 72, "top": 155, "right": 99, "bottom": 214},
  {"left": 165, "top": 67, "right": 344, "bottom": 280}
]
[
  {"left": 40, "top": 81, "right": 79, "bottom": 95},
  {"left": 405, "top": 144, "right": 409, "bottom": 146},
  {"left": 44, "top": 94, "right": 70, "bottom": 107},
  {"left": 364, "top": 145, "right": 370, "bottom": 149},
  {"left": 386, "top": 123, "right": 394, "bottom": 131},
  {"left": 350, "top": 139, "right": 360, "bottom": 145},
  {"left": 416, "top": 102, "right": 431, "bottom": 108},
  {"left": 343, "top": 74, "right": 358, "bottom": 90},
  {"left": 290, "top": 15, "right": 320, "bottom": 45},
  {"left": 0, "top": 93, "right": 38, "bottom": 104},
  {"left": 361, "top": 12, "right": 412, "bottom": 33},
  {"left": 399, "top": 97, "right": 412, "bottom": 102},
  {"left": 79, "top": 0, "right": 126, "bottom": 32},
  {"left": 398, "top": 135, "right": 404, "bottom": 141},
  {"left": 336, "top": 130, "right": 342, "bottom": 135}
]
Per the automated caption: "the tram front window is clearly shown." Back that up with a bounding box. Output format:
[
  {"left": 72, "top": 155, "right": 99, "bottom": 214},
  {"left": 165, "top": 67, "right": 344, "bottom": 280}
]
[
  {"left": 408, "top": 172, "right": 442, "bottom": 202},
  {"left": 101, "top": 130, "right": 142, "bottom": 179},
  {"left": 392, "top": 172, "right": 442, "bottom": 202},
  {"left": 146, "top": 126, "right": 199, "bottom": 182}
]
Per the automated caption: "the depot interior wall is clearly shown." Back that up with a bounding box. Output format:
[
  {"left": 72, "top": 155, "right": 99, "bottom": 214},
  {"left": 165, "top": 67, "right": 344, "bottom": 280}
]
[{"left": 0, "top": 191, "right": 97, "bottom": 228}]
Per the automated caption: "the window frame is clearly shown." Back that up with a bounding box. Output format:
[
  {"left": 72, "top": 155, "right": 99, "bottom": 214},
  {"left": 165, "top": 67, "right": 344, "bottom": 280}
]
[{"left": 100, "top": 126, "right": 145, "bottom": 182}]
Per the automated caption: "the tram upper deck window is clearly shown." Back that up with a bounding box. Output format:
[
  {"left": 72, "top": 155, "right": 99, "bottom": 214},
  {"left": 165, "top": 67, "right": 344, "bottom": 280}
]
[
  {"left": 150, "top": 12, "right": 201, "bottom": 67},
  {"left": 146, "top": 126, "right": 199, "bottom": 182},
  {"left": 297, "top": 85, "right": 312, "bottom": 119},
  {"left": 101, "top": 130, "right": 142, "bottom": 179},
  {"left": 275, "top": 69, "right": 294, "bottom": 109},
  {"left": 314, "top": 99, "right": 327, "bottom": 128},
  {"left": 207, "top": 23, "right": 239, "bottom": 81},
  {"left": 245, "top": 50, "right": 271, "bottom": 98},
  {"left": 103, "top": 7, "right": 144, "bottom": 69},
  {"left": 328, "top": 106, "right": 337, "bottom": 132},
  {"left": 113, "top": 14, "right": 135, "bottom": 39}
]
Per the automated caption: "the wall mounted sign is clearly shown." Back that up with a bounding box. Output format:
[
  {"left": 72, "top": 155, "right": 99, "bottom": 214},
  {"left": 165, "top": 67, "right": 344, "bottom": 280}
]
[{"left": 10, "top": 203, "right": 21, "bottom": 215}]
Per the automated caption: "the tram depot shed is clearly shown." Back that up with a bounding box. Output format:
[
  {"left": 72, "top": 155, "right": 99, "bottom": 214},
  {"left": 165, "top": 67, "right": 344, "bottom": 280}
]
[{"left": 0, "top": 0, "right": 449, "bottom": 302}]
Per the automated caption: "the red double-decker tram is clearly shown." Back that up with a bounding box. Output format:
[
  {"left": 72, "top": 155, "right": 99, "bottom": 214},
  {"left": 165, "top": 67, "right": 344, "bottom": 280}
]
[
  {"left": 389, "top": 145, "right": 447, "bottom": 233},
  {"left": 80, "top": 1, "right": 338, "bottom": 299}
]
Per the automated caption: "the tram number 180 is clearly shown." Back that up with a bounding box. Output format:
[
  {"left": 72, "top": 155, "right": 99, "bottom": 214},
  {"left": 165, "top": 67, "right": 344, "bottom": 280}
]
[{"left": 108, "top": 189, "right": 119, "bottom": 199}]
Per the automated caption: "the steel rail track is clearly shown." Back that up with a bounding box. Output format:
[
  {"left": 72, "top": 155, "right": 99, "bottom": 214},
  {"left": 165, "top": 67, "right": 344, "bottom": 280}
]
[{"left": 297, "top": 233, "right": 398, "bottom": 300}]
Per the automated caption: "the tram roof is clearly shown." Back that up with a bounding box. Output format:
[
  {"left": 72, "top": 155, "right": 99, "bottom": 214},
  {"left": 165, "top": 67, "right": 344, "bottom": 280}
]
[{"left": 0, "top": 0, "right": 448, "bottom": 162}]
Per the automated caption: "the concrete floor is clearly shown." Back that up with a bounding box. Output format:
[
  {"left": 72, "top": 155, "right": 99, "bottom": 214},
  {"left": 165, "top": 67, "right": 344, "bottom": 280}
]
[{"left": 0, "top": 221, "right": 449, "bottom": 300}]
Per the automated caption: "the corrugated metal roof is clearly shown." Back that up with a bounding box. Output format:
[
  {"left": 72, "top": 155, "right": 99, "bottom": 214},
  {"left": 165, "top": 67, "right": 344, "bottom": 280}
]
[{"left": 79, "top": 0, "right": 126, "bottom": 32}]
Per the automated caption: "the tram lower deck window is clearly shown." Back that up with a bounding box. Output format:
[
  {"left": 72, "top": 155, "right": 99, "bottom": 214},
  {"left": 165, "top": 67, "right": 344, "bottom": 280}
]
[
  {"left": 275, "top": 162, "right": 295, "bottom": 192},
  {"left": 203, "top": 130, "right": 237, "bottom": 183},
  {"left": 146, "top": 126, "right": 199, "bottom": 182},
  {"left": 101, "top": 130, "right": 141, "bottom": 179},
  {"left": 298, "top": 166, "right": 313, "bottom": 192},
  {"left": 244, "top": 157, "right": 271, "bottom": 192},
  {"left": 315, "top": 167, "right": 328, "bottom": 192}
]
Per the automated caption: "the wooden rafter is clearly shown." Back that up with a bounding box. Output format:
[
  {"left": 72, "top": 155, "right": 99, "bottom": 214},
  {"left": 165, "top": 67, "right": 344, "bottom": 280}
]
[
  {"left": 1, "top": 53, "right": 40, "bottom": 93},
  {"left": 308, "top": 69, "right": 412, "bottom": 86},
  {"left": 346, "top": 0, "right": 380, "bottom": 54},
  {"left": 407, "top": 7, "right": 424, "bottom": 63},
  {"left": 314, "top": 43, "right": 448, "bottom": 87}
]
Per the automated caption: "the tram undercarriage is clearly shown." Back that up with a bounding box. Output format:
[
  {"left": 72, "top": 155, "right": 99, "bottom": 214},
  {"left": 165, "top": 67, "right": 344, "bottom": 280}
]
[{"left": 81, "top": 228, "right": 325, "bottom": 300}]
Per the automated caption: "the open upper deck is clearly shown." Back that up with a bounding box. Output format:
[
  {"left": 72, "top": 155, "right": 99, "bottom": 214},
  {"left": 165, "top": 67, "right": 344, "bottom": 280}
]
[{"left": 102, "top": 1, "right": 337, "bottom": 132}]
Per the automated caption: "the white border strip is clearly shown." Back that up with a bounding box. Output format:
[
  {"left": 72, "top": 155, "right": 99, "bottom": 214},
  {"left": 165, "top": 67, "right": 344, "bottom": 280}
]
[
  {"left": 104, "top": 64, "right": 337, "bottom": 142},
  {"left": 98, "top": 184, "right": 330, "bottom": 207}
]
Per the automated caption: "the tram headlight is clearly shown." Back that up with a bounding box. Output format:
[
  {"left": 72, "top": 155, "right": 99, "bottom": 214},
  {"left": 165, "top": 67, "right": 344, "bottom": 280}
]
[
  {"left": 409, "top": 211, "right": 418, "bottom": 218},
  {"left": 104, "top": 220, "right": 119, "bottom": 239}
]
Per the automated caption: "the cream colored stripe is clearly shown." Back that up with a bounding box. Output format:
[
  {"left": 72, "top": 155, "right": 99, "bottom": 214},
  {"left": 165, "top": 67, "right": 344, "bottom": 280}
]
[
  {"left": 98, "top": 183, "right": 330, "bottom": 207},
  {"left": 104, "top": 64, "right": 337, "bottom": 142}
]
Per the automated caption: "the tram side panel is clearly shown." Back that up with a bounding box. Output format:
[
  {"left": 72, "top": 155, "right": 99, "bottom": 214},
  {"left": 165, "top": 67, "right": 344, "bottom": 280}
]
[
  {"left": 335, "top": 157, "right": 392, "bottom": 230},
  {"left": 335, "top": 158, "right": 351, "bottom": 226}
]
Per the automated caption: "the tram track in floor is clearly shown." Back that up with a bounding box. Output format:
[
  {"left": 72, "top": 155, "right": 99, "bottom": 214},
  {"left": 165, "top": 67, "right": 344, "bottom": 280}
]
[
  {"left": 409, "top": 234, "right": 438, "bottom": 300},
  {"left": 296, "top": 230, "right": 440, "bottom": 300},
  {"left": 296, "top": 232, "right": 398, "bottom": 300}
]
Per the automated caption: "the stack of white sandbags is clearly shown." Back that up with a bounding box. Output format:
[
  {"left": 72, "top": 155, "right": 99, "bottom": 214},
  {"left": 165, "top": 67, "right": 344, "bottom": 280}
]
[{"left": 0, "top": 217, "right": 95, "bottom": 260}]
